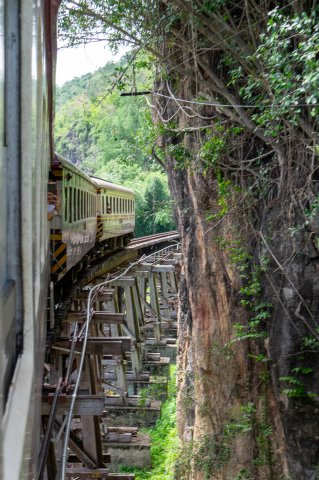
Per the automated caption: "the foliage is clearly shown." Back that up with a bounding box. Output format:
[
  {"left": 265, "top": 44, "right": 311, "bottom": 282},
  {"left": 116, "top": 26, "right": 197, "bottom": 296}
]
[
  {"left": 175, "top": 402, "right": 271, "bottom": 480},
  {"left": 121, "top": 365, "right": 178, "bottom": 480},
  {"left": 58, "top": 2, "right": 319, "bottom": 477},
  {"left": 55, "top": 57, "right": 176, "bottom": 237}
]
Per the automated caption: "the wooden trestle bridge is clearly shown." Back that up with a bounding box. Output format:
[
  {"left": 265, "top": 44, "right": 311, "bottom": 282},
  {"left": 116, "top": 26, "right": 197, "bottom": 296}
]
[{"left": 40, "top": 239, "right": 180, "bottom": 479}]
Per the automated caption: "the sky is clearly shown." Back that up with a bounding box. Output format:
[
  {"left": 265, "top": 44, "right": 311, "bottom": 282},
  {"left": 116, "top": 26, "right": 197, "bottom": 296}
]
[{"left": 56, "top": 41, "right": 129, "bottom": 86}]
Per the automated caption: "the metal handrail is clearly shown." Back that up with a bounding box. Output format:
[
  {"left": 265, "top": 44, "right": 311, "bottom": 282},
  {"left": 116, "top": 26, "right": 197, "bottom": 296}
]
[{"left": 57, "top": 242, "right": 180, "bottom": 479}]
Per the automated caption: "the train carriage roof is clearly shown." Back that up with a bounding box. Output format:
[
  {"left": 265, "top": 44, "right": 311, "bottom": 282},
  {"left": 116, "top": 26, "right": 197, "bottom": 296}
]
[
  {"left": 55, "top": 153, "right": 96, "bottom": 185},
  {"left": 91, "top": 176, "right": 135, "bottom": 196},
  {"left": 54, "top": 154, "right": 135, "bottom": 196}
]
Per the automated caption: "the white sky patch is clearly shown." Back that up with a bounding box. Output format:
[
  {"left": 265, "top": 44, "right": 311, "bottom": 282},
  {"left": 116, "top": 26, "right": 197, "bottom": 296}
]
[{"left": 56, "top": 41, "right": 130, "bottom": 86}]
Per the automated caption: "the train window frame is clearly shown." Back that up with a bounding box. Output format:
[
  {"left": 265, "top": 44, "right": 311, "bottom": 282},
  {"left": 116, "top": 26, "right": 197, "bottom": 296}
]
[
  {"left": 76, "top": 188, "right": 80, "bottom": 221},
  {"left": 64, "top": 187, "right": 68, "bottom": 222},
  {"left": 69, "top": 187, "right": 72, "bottom": 223},
  {"left": 73, "top": 188, "right": 77, "bottom": 222},
  {"left": 86, "top": 192, "right": 88, "bottom": 219},
  {"left": 81, "top": 189, "right": 83, "bottom": 220}
]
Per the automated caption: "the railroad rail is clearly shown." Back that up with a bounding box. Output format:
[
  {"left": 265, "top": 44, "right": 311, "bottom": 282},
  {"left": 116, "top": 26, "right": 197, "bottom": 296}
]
[
  {"left": 41, "top": 238, "right": 181, "bottom": 479},
  {"left": 127, "top": 230, "right": 179, "bottom": 249}
]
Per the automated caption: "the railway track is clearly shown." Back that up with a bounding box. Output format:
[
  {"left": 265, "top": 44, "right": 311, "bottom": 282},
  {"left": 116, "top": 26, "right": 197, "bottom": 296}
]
[
  {"left": 42, "top": 235, "right": 180, "bottom": 479},
  {"left": 127, "top": 230, "right": 179, "bottom": 249}
]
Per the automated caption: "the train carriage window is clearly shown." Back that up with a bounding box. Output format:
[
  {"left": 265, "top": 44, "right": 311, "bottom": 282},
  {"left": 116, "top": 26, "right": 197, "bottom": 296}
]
[
  {"left": 77, "top": 189, "right": 80, "bottom": 221},
  {"left": 102, "top": 195, "right": 104, "bottom": 214},
  {"left": 85, "top": 192, "right": 88, "bottom": 218},
  {"left": 69, "top": 187, "right": 73, "bottom": 223},
  {"left": 64, "top": 187, "right": 68, "bottom": 222},
  {"left": 73, "top": 188, "right": 77, "bottom": 222},
  {"left": 81, "top": 190, "right": 84, "bottom": 219}
]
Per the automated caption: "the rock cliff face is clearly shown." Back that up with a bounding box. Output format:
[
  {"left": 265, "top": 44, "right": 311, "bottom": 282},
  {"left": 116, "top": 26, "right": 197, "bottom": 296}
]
[
  {"left": 151, "top": 4, "right": 319, "bottom": 478},
  {"left": 165, "top": 154, "right": 319, "bottom": 480},
  {"left": 153, "top": 97, "right": 319, "bottom": 478}
]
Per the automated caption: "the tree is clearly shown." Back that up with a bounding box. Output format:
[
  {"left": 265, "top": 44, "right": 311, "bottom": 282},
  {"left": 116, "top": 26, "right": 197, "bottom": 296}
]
[{"left": 58, "top": 2, "right": 319, "bottom": 478}]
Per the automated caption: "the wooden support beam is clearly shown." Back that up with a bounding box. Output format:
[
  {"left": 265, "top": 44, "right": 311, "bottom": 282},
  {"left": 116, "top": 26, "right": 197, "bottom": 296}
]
[
  {"left": 110, "top": 277, "right": 136, "bottom": 287},
  {"left": 67, "top": 312, "right": 125, "bottom": 325},
  {"left": 65, "top": 469, "right": 135, "bottom": 478},
  {"left": 106, "top": 432, "right": 132, "bottom": 443},
  {"left": 68, "top": 453, "right": 111, "bottom": 464},
  {"left": 104, "top": 372, "right": 150, "bottom": 382},
  {"left": 139, "top": 263, "right": 175, "bottom": 273},
  {"left": 104, "top": 396, "right": 151, "bottom": 407},
  {"left": 42, "top": 395, "right": 105, "bottom": 416},
  {"left": 54, "top": 337, "right": 131, "bottom": 355},
  {"left": 46, "top": 441, "right": 57, "bottom": 480},
  {"left": 107, "top": 427, "right": 138, "bottom": 435},
  {"left": 54, "top": 420, "right": 97, "bottom": 469},
  {"left": 65, "top": 468, "right": 109, "bottom": 478},
  {"left": 76, "top": 289, "right": 115, "bottom": 302}
]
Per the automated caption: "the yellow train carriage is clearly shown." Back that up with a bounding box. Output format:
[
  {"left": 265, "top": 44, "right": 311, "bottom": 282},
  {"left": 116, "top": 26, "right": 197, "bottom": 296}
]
[
  {"left": 92, "top": 177, "right": 135, "bottom": 249},
  {"left": 51, "top": 155, "right": 97, "bottom": 278}
]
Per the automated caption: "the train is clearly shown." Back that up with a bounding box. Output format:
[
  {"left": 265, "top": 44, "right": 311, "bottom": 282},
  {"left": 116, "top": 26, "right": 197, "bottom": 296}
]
[
  {"left": 50, "top": 154, "right": 135, "bottom": 280},
  {"left": 0, "top": 2, "right": 135, "bottom": 479}
]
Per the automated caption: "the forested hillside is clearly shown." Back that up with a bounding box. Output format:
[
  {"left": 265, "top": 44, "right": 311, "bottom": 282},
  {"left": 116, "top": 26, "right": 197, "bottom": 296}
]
[
  {"left": 55, "top": 59, "right": 175, "bottom": 236},
  {"left": 58, "top": 2, "right": 319, "bottom": 479}
]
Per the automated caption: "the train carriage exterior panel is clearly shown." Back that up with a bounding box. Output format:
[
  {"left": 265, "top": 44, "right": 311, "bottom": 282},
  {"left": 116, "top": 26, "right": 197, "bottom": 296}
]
[
  {"left": 0, "top": 2, "right": 60, "bottom": 479},
  {"left": 92, "top": 176, "right": 135, "bottom": 245},
  {"left": 51, "top": 155, "right": 97, "bottom": 279},
  {"left": 50, "top": 160, "right": 136, "bottom": 281}
]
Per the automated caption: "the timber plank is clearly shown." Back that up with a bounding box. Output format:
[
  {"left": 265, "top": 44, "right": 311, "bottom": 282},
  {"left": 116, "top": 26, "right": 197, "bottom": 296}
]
[
  {"left": 42, "top": 395, "right": 105, "bottom": 416},
  {"left": 55, "top": 337, "right": 131, "bottom": 355},
  {"left": 68, "top": 453, "right": 111, "bottom": 464},
  {"left": 67, "top": 312, "right": 125, "bottom": 325},
  {"left": 65, "top": 470, "right": 134, "bottom": 479}
]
